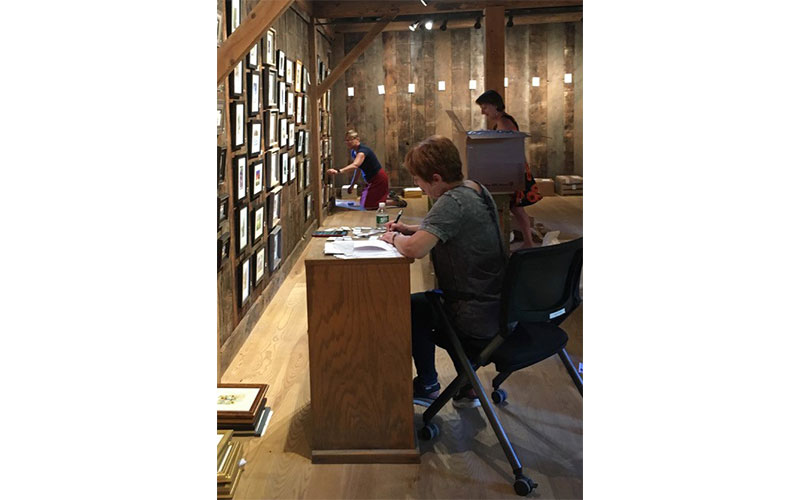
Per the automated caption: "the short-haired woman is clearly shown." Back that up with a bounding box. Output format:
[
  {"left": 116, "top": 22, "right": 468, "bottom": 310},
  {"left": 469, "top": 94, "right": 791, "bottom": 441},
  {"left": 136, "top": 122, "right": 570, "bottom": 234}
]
[{"left": 326, "top": 129, "right": 406, "bottom": 209}]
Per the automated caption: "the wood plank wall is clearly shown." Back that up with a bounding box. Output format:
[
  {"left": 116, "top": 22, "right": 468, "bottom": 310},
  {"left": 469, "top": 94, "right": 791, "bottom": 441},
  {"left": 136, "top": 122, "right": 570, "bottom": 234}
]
[{"left": 331, "top": 21, "right": 583, "bottom": 185}]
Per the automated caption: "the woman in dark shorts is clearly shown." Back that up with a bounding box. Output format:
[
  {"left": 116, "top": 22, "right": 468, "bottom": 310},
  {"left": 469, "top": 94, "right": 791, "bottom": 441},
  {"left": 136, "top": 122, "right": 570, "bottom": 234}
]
[
  {"left": 475, "top": 90, "right": 543, "bottom": 248},
  {"left": 326, "top": 129, "right": 406, "bottom": 209}
]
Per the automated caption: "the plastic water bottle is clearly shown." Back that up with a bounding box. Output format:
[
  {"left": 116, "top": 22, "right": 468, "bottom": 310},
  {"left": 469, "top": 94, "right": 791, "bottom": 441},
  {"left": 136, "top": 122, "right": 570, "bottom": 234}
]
[{"left": 375, "top": 202, "right": 389, "bottom": 231}]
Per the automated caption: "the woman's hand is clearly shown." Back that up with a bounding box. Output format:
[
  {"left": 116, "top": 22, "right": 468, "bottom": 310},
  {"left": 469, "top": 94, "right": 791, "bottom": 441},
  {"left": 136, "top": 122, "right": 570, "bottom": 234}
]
[
  {"left": 385, "top": 221, "right": 405, "bottom": 233},
  {"left": 326, "top": 168, "right": 338, "bottom": 176},
  {"left": 380, "top": 231, "right": 397, "bottom": 245}
]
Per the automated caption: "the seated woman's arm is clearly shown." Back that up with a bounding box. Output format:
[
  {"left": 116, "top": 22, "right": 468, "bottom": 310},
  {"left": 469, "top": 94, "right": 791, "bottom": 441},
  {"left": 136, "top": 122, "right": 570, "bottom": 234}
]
[{"left": 380, "top": 229, "right": 438, "bottom": 260}]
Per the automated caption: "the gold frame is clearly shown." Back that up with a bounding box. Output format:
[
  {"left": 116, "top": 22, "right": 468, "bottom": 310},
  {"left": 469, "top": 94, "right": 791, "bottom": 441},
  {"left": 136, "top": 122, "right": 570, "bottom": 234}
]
[
  {"left": 217, "top": 441, "right": 243, "bottom": 483},
  {"left": 217, "top": 429, "right": 233, "bottom": 459}
]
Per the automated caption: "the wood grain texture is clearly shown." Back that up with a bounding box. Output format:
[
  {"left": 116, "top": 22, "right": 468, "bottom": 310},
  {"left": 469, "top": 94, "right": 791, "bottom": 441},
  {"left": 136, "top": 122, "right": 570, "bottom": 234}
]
[
  {"left": 546, "top": 23, "right": 565, "bottom": 178},
  {"left": 529, "top": 23, "right": 549, "bottom": 176},
  {"left": 333, "top": 12, "right": 584, "bottom": 33},
  {"left": 395, "top": 31, "right": 412, "bottom": 186},
  {"left": 573, "top": 19, "right": 582, "bottom": 176},
  {"left": 331, "top": 35, "right": 347, "bottom": 170},
  {"left": 382, "top": 31, "right": 400, "bottom": 182},
  {"left": 314, "top": 0, "right": 582, "bottom": 19},
  {"left": 364, "top": 34, "right": 386, "bottom": 165},
  {"left": 484, "top": 6, "right": 505, "bottom": 103},
  {"left": 470, "top": 25, "right": 486, "bottom": 129},
  {"left": 563, "top": 22, "right": 575, "bottom": 175},
  {"left": 433, "top": 29, "right": 452, "bottom": 138},
  {"left": 451, "top": 29, "right": 471, "bottom": 135}
]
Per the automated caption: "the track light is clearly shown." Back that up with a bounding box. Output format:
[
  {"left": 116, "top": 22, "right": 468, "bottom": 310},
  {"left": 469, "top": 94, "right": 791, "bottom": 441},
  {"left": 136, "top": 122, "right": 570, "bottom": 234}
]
[
  {"left": 439, "top": 19, "right": 447, "bottom": 31},
  {"left": 507, "top": 15, "right": 513, "bottom": 28},
  {"left": 474, "top": 16, "right": 481, "bottom": 30},
  {"left": 419, "top": 0, "right": 428, "bottom": 6},
  {"left": 424, "top": 19, "right": 433, "bottom": 30},
  {"left": 409, "top": 20, "right": 420, "bottom": 31}
]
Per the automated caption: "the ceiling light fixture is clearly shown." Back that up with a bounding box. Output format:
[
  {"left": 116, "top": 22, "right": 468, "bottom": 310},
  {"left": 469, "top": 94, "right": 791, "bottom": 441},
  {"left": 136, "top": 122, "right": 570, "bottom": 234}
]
[
  {"left": 419, "top": 0, "right": 428, "bottom": 6},
  {"left": 424, "top": 19, "right": 433, "bottom": 30},
  {"left": 440, "top": 19, "right": 448, "bottom": 31},
  {"left": 409, "top": 20, "right": 420, "bottom": 31}
]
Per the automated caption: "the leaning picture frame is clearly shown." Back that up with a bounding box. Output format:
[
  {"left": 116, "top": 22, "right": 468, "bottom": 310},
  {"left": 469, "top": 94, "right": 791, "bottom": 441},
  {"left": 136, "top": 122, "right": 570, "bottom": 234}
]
[
  {"left": 247, "top": 42, "right": 259, "bottom": 69},
  {"left": 231, "top": 102, "right": 245, "bottom": 149},
  {"left": 234, "top": 154, "right": 247, "bottom": 201},
  {"left": 248, "top": 120, "right": 262, "bottom": 158},
  {"left": 264, "top": 29, "right": 276, "bottom": 67},
  {"left": 268, "top": 186, "right": 282, "bottom": 230},
  {"left": 277, "top": 50, "right": 285, "bottom": 78},
  {"left": 229, "top": 60, "right": 243, "bottom": 97},
  {"left": 250, "top": 159, "right": 264, "bottom": 199},
  {"left": 268, "top": 225, "right": 282, "bottom": 273},
  {"left": 248, "top": 72, "right": 260, "bottom": 116},
  {"left": 253, "top": 246, "right": 266, "bottom": 286},
  {"left": 237, "top": 205, "right": 248, "bottom": 253}
]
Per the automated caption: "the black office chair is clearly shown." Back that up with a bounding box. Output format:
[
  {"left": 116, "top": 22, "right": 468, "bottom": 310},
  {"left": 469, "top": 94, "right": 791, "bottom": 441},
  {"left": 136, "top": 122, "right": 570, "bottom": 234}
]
[{"left": 419, "top": 237, "right": 583, "bottom": 497}]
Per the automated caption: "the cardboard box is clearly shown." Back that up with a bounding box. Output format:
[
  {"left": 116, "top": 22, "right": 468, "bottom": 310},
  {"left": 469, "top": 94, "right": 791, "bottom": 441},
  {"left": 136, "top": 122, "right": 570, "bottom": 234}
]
[
  {"left": 556, "top": 184, "right": 583, "bottom": 196},
  {"left": 403, "top": 187, "right": 423, "bottom": 198},
  {"left": 534, "top": 178, "right": 555, "bottom": 196},
  {"left": 447, "top": 111, "right": 526, "bottom": 193},
  {"left": 340, "top": 184, "right": 360, "bottom": 200}
]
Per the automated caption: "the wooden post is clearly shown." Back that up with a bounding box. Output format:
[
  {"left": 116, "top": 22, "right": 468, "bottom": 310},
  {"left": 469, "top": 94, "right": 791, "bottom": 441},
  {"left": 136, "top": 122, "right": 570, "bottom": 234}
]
[
  {"left": 309, "top": 21, "right": 322, "bottom": 225},
  {"left": 484, "top": 6, "right": 505, "bottom": 101}
]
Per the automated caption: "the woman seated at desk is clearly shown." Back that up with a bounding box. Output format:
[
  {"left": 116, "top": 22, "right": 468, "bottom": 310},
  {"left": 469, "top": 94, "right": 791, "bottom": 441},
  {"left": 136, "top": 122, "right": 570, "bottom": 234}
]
[{"left": 380, "top": 135, "right": 506, "bottom": 408}]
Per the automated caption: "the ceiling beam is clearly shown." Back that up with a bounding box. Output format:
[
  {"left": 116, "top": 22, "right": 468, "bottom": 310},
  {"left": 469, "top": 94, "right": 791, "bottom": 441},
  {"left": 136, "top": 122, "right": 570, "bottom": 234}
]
[
  {"left": 314, "top": 0, "right": 581, "bottom": 20},
  {"left": 331, "top": 11, "right": 582, "bottom": 32},
  {"left": 217, "top": 0, "right": 294, "bottom": 84},
  {"left": 315, "top": 11, "right": 398, "bottom": 96}
]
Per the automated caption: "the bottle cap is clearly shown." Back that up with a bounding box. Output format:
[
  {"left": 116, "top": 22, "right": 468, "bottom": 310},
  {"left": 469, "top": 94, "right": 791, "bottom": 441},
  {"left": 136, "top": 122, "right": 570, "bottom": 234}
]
[{"left": 378, "top": 202, "right": 385, "bottom": 208}]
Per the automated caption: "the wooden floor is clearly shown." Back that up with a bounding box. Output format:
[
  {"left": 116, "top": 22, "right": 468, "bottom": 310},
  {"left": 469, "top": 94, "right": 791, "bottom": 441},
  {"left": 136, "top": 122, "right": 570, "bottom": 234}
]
[{"left": 222, "top": 194, "right": 583, "bottom": 499}]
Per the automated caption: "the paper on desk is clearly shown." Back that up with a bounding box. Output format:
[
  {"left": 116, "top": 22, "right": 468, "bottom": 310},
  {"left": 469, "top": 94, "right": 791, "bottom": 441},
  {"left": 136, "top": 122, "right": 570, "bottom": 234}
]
[{"left": 329, "top": 240, "right": 403, "bottom": 259}]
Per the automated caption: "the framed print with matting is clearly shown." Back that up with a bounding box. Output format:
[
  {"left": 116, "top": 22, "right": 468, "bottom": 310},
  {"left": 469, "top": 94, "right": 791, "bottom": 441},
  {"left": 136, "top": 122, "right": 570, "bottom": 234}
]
[
  {"left": 267, "top": 110, "right": 277, "bottom": 147},
  {"left": 248, "top": 121, "right": 262, "bottom": 158},
  {"left": 240, "top": 259, "right": 250, "bottom": 305},
  {"left": 252, "top": 204, "right": 264, "bottom": 242},
  {"left": 247, "top": 42, "right": 259, "bottom": 69},
  {"left": 266, "top": 69, "right": 277, "bottom": 108},
  {"left": 288, "top": 122, "right": 294, "bottom": 148},
  {"left": 236, "top": 205, "right": 248, "bottom": 253},
  {"left": 286, "top": 59, "right": 293, "bottom": 85},
  {"left": 248, "top": 72, "right": 260, "bottom": 116},
  {"left": 278, "top": 81, "right": 286, "bottom": 113},
  {"left": 289, "top": 155, "right": 296, "bottom": 183},
  {"left": 250, "top": 159, "right": 263, "bottom": 198},
  {"left": 287, "top": 91, "right": 294, "bottom": 117},
  {"left": 279, "top": 118, "right": 287, "bottom": 147},
  {"left": 294, "top": 60, "right": 302, "bottom": 93},
  {"left": 218, "top": 146, "right": 227, "bottom": 183},
  {"left": 253, "top": 246, "right": 265, "bottom": 286},
  {"left": 218, "top": 194, "right": 229, "bottom": 228},
  {"left": 277, "top": 50, "right": 285, "bottom": 77},
  {"left": 264, "top": 29, "right": 276, "bottom": 67},
  {"left": 218, "top": 233, "right": 230, "bottom": 270},
  {"left": 280, "top": 152, "right": 288, "bottom": 184},
  {"left": 268, "top": 186, "right": 281, "bottom": 229},
  {"left": 231, "top": 102, "right": 245, "bottom": 149},
  {"left": 267, "top": 148, "right": 279, "bottom": 188},
  {"left": 268, "top": 225, "right": 282, "bottom": 273},
  {"left": 229, "top": 60, "right": 243, "bottom": 97},
  {"left": 234, "top": 154, "right": 247, "bottom": 201}
]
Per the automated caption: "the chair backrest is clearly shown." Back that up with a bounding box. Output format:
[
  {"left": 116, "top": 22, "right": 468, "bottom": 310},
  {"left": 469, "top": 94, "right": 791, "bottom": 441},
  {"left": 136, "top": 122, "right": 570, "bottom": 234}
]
[{"left": 500, "top": 237, "right": 583, "bottom": 331}]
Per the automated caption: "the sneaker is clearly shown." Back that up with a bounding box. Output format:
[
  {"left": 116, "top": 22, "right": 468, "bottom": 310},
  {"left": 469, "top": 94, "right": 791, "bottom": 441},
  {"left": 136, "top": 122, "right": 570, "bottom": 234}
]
[
  {"left": 389, "top": 192, "right": 408, "bottom": 207},
  {"left": 452, "top": 386, "right": 481, "bottom": 409},
  {"left": 413, "top": 377, "right": 440, "bottom": 407}
]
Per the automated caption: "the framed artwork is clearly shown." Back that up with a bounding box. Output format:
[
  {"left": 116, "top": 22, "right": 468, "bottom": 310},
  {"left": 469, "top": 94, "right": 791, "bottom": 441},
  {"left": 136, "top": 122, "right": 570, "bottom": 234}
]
[
  {"left": 217, "top": 93, "right": 226, "bottom": 135},
  {"left": 267, "top": 110, "right": 278, "bottom": 147},
  {"left": 218, "top": 147, "right": 227, "bottom": 184},
  {"left": 248, "top": 72, "right": 260, "bottom": 116},
  {"left": 294, "top": 60, "right": 302, "bottom": 93},
  {"left": 217, "top": 383, "right": 268, "bottom": 420},
  {"left": 288, "top": 122, "right": 295, "bottom": 148},
  {"left": 229, "top": 60, "right": 243, "bottom": 97},
  {"left": 247, "top": 42, "right": 259, "bottom": 69},
  {"left": 234, "top": 154, "right": 247, "bottom": 201},
  {"left": 287, "top": 91, "right": 294, "bottom": 117},
  {"left": 326, "top": 88, "right": 331, "bottom": 111},
  {"left": 278, "top": 81, "right": 286, "bottom": 113},
  {"left": 240, "top": 258, "right": 250, "bottom": 306},
  {"left": 218, "top": 233, "right": 230, "bottom": 270},
  {"left": 217, "top": 11, "right": 223, "bottom": 46},
  {"left": 267, "top": 148, "right": 279, "bottom": 188},
  {"left": 268, "top": 186, "right": 282, "bottom": 229},
  {"left": 303, "top": 158, "right": 310, "bottom": 188},
  {"left": 296, "top": 94, "right": 302, "bottom": 124},
  {"left": 279, "top": 118, "right": 287, "bottom": 147},
  {"left": 250, "top": 160, "right": 264, "bottom": 198},
  {"left": 304, "top": 66, "right": 310, "bottom": 92},
  {"left": 304, "top": 130, "right": 309, "bottom": 155},
  {"left": 218, "top": 194, "right": 229, "bottom": 227},
  {"left": 280, "top": 152, "right": 288, "bottom": 184},
  {"left": 266, "top": 69, "right": 277, "bottom": 107},
  {"left": 252, "top": 204, "right": 265, "bottom": 242},
  {"left": 264, "top": 29, "right": 276, "bottom": 67},
  {"left": 305, "top": 193, "right": 312, "bottom": 221},
  {"left": 248, "top": 121, "right": 262, "bottom": 158},
  {"left": 296, "top": 130, "right": 304, "bottom": 155},
  {"left": 298, "top": 154, "right": 304, "bottom": 191},
  {"left": 303, "top": 95, "right": 308, "bottom": 124},
  {"left": 253, "top": 247, "right": 266, "bottom": 286},
  {"left": 231, "top": 102, "right": 244, "bottom": 149},
  {"left": 318, "top": 58, "right": 324, "bottom": 83},
  {"left": 237, "top": 205, "right": 248, "bottom": 253},
  {"left": 268, "top": 225, "right": 282, "bottom": 273},
  {"left": 289, "top": 155, "right": 296, "bottom": 183},
  {"left": 226, "top": 0, "right": 241, "bottom": 35},
  {"left": 277, "top": 50, "right": 285, "bottom": 78},
  {"left": 286, "top": 60, "right": 293, "bottom": 85}
]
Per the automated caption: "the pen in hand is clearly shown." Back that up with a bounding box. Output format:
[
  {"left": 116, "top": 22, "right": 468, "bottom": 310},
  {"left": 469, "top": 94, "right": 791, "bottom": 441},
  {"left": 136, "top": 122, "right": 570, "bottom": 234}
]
[{"left": 393, "top": 209, "right": 403, "bottom": 225}]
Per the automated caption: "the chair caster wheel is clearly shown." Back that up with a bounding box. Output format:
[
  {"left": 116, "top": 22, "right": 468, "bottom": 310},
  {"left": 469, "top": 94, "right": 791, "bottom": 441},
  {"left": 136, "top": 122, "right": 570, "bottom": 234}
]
[
  {"left": 417, "top": 422, "right": 439, "bottom": 441},
  {"left": 491, "top": 388, "right": 507, "bottom": 404},
  {"left": 513, "top": 475, "right": 536, "bottom": 496}
]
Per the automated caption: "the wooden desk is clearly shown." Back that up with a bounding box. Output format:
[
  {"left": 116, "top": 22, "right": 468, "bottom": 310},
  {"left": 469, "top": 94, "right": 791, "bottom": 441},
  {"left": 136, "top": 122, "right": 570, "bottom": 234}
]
[{"left": 304, "top": 235, "right": 419, "bottom": 464}]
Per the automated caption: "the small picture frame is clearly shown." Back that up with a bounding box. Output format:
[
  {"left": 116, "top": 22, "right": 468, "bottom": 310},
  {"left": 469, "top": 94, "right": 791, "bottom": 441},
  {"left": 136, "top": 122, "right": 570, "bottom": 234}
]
[
  {"left": 303, "top": 66, "right": 309, "bottom": 93},
  {"left": 252, "top": 204, "right": 265, "bottom": 242},
  {"left": 247, "top": 42, "right": 259, "bottom": 69},
  {"left": 218, "top": 146, "right": 227, "bottom": 184},
  {"left": 253, "top": 246, "right": 266, "bottom": 285},
  {"left": 268, "top": 186, "right": 282, "bottom": 229},
  {"left": 240, "top": 258, "right": 250, "bottom": 306},
  {"left": 303, "top": 158, "right": 310, "bottom": 188},
  {"left": 231, "top": 102, "right": 245, "bottom": 149},
  {"left": 217, "top": 93, "right": 226, "bottom": 135},
  {"left": 227, "top": 0, "right": 241, "bottom": 35},
  {"left": 287, "top": 90, "right": 294, "bottom": 117},
  {"left": 304, "top": 130, "right": 309, "bottom": 155},
  {"left": 278, "top": 81, "right": 286, "bottom": 113},
  {"left": 303, "top": 95, "right": 308, "bottom": 124},
  {"left": 288, "top": 122, "right": 295, "bottom": 148},
  {"left": 295, "top": 94, "right": 302, "bottom": 124},
  {"left": 229, "top": 60, "right": 243, "bottom": 97},
  {"left": 294, "top": 60, "right": 302, "bottom": 93},
  {"left": 248, "top": 72, "right": 260, "bottom": 116},
  {"left": 280, "top": 152, "right": 288, "bottom": 184},
  {"left": 248, "top": 120, "right": 262, "bottom": 158},
  {"left": 266, "top": 69, "right": 277, "bottom": 107},
  {"left": 305, "top": 193, "right": 312, "bottom": 221},
  {"left": 218, "top": 194, "right": 229, "bottom": 227},
  {"left": 218, "top": 233, "right": 230, "bottom": 270},
  {"left": 250, "top": 159, "right": 264, "bottom": 198},
  {"left": 264, "top": 29, "right": 276, "bottom": 67},
  {"left": 277, "top": 50, "right": 285, "bottom": 78},
  {"left": 237, "top": 205, "right": 248, "bottom": 253},
  {"left": 234, "top": 154, "right": 247, "bottom": 201},
  {"left": 286, "top": 59, "right": 293, "bottom": 85},
  {"left": 267, "top": 148, "right": 279, "bottom": 188},
  {"left": 268, "top": 225, "right": 282, "bottom": 273},
  {"left": 279, "top": 118, "right": 287, "bottom": 147},
  {"left": 267, "top": 110, "right": 278, "bottom": 147},
  {"left": 298, "top": 155, "right": 304, "bottom": 192},
  {"left": 296, "top": 130, "right": 304, "bottom": 155},
  {"left": 217, "top": 11, "right": 223, "bottom": 46},
  {"left": 289, "top": 155, "right": 296, "bottom": 183}
]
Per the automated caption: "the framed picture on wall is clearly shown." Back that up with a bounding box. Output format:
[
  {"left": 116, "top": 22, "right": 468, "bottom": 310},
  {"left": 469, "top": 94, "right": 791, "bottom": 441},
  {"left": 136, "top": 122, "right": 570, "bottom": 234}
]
[
  {"left": 296, "top": 94, "right": 302, "bottom": 124},
  {"left": 294, "top": 60, "right": 302, "bottom": 93},
  {"left": 303, "top": 95, "right": 308, "bottom": 124},
  {"left": 268, "top": 225, "right": 282, "bottom": 273},
  {"left": 218, "top": 147, "right": 227, "bottom": 184},
  {"left": 278, "top": 81, "right": 286, "bottom": 113},
  {"left": 226, "top": 0, "right": 241, "bottom": 35},
  {"left": 289, "top": 155, "right": 296, "bottom": 183},
  {"left": 217, "top": 11, "right": 223, "bottom": 46},
  {"left": 247, "top": 42, "right": 259, "bottom": 69},
  {"left": 267, "top": 148, "right": 279, "bottom": 188},
  {"left": 218, "top": 233, "right": 230, "bottom": 270},
  {"left": 298, "top": 155, "right": 304, "bottom": 192},
  {"left": 266, "top": 69, "right": 277, "bottom": 107},
  {"left": 286, "top": 60, "right": 293, "bottom": 85},
  {"left": 303, "top": 158, "right": 310, "bottom": 188},
  {"left": 268, "top": 186, "right": 282, "bottom": 229},
  {"left": 237, "top": 205, "right": 248, "bottom": 253},
  {"left": 318, "top": 58, "right": 324, "bottom": 83},
  {"left": 252, "top": 204, "right": 265, "bottom": 242},
  {"left": 240, "top": 258, "right": 250, "bottom": 306},
  {"left": 264, "top": 29, "right": 276, "bottom": 67},
  {"left": 279, "top": 118, "right": 287, "bottom": 147},
  {"left": 234, "top": 154, "right": 247, "bottom": 201},
  {"left": 296, "top": 130, "right": 304, "bottom": 155},
  {"left": 304, "top": 131, "right": 309, "bottom": 155},
  {"left": 288, "top": 122, "right": 295, "bottom": 148},
  {"left": 218, "top": 194, "right": 229, "bottom": 227},
  {"left": 231, "top": 102, "right": 245, "bottom": 149},
  {"left": 253, "top": 247, "right": 266, "bottom": 286},
  {"left": 229, "top": 60, "right": 243, "bottom": 97},
  {"left": 287, "top": 91, "right": 294, "bottom": 117},
  {"left": 326, "top": 88, "right": 331, "bottom": 111},
  {"left": 248, "top": 72, "right": 260, "bottom": 116},
  {"left": 277, "top": 50, "right": 285, "bottom": 78},
  {"left": 248, "top": 121, "right": 262, "bottom": 158},
  {"left": 305, "top": 193, "right": 312, "bottom": 221},
  {"left": 250, "top": 159, "right": 264, "bottom": 198},
  {"left": 267, "top": 110, "right": 278, "bottom": 147},
  {"left": 280, "top": 152, "right": 288, "bottom": 184}
]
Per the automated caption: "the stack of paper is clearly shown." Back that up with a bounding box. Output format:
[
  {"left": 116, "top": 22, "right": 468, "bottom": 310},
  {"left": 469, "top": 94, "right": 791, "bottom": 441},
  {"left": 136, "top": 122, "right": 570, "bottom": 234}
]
[{"left": 324, "top": 239, "right": 403, "bottom": 259}]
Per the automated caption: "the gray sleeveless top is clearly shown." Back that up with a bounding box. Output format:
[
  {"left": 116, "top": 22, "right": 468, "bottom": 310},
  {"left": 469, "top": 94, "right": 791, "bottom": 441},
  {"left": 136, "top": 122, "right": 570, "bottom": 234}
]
[{"left": 419, "top": 183, "right": 506, "bottom": 338}]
